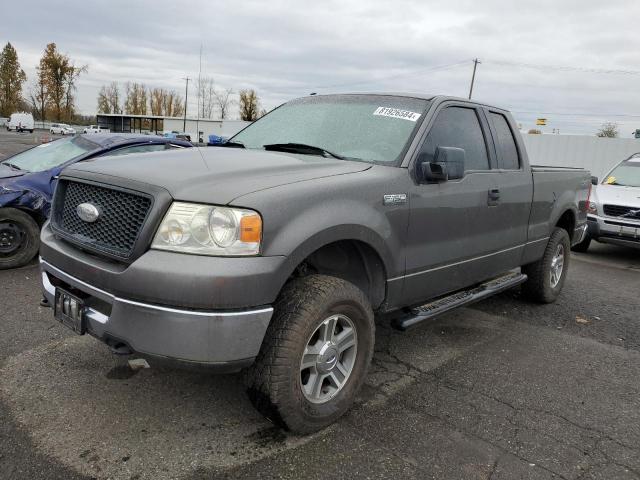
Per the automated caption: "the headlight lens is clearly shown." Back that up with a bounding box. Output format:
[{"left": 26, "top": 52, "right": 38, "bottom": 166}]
[
  {"left": 152, "top": 202, "right": 262, "bottom": 256},
  {"left": 587, "top": 201, "right": 598, "bottom": 214}
]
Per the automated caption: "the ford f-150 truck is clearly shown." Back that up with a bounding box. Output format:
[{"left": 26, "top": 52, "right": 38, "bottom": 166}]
[{"left": 39, "top": 94, "right": 590, "bottom": 433}]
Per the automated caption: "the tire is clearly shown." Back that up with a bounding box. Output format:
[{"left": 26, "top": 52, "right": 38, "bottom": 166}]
[
  {"left": 522, "top": 227, "right": 570, "bottom": 303},
  {"left": 245, "top": 274, "right": 375, "bottom": 434},
  {"left": 571, "top": 234, "right": 591, "bottom": 253},
  {"left": 0, "top": 208, "right": 40, "bottom": 270}
]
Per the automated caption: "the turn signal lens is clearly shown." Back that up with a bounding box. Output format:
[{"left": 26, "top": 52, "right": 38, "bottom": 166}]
[{"left": 240, "top": 214, "right": 262, "bottom": 243}]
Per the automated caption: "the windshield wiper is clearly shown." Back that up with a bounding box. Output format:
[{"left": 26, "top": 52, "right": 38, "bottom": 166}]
[
  {"left": 263, "top": 143, "right": 345, "bottom": 160},
  {"left": 218, "top": 141, "right": 245, "bottom": 148},
  {"left": 2, "top": 162, "right": 25, "bottom": 171}
]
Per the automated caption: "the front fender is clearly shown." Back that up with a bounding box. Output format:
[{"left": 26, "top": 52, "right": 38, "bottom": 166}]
[{"left": 233, "top": 167, "right": 411, "bottom": 302}]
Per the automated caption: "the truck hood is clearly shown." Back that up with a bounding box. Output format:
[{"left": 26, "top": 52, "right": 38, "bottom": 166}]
[
  {"left": 63, "top": 147, "right": 372, "bottom": 204},
  {"left": 594, "top": 184, "right": 640, "bottom": 208}
]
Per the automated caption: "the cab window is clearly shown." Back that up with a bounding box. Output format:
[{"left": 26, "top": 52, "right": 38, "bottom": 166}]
[
  {"left": 490, "top": 113, "right": 520, "bottom": 170},
  {"left": 420, "top": 106, "right": 490, "bottom": 171}
]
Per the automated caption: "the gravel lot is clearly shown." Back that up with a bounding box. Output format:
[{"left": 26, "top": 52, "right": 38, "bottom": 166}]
[{"left": 1, "top": 130, "right": 639, "bottom": 479}]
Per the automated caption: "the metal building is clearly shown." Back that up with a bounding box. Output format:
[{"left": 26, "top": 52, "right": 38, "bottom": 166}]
[{"left": 95, "top": 114, "right": 251, "bottom": 142}]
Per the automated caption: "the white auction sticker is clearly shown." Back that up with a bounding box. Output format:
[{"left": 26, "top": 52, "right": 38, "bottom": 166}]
[{"left": 373, "top": 107, "right": 421, "bottom": 122}]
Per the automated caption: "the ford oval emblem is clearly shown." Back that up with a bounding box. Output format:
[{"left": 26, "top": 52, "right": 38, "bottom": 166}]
[{"left": 76, "top": 203, "right": 100, "bottom": 223}]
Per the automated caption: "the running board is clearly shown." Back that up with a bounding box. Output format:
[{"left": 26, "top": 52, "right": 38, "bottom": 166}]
[{"left": 392, "top": 272, "right": 527, "bottom": 331}]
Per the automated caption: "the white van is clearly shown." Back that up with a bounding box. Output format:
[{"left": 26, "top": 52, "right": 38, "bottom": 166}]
[{"left": 7, "top": 112, "right": 34, "bottom": 133}]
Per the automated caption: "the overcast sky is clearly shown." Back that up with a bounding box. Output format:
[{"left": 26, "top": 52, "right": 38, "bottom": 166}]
[{"left": 3, "top": 0, "right": 639, "bottom": 135}]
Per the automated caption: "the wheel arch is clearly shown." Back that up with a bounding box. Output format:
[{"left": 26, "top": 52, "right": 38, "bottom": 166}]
[
  {"left": 275, "top": 227, "right": 391, "bottom": 310},
  {"left": 554, "top": 208, "right": 576, "bottom": 242}
]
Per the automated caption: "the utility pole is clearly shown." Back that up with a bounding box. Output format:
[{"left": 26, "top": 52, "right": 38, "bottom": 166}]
[
  {"left": 182, "top": 76, "right": 190, "bottom": 132},
  {"left": 468, "top": 58, "right": 481, "bottom": 100},
  {"left": 196, "top": 44, "right": 202, "bottom": 143}
]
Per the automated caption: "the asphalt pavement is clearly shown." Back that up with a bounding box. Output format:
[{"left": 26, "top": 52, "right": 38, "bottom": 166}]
[{"left": 1, "top": 130, "right": 639, "bottom": 479}]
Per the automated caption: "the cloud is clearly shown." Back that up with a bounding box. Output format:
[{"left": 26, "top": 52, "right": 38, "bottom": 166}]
[{"left": 2, "top": 0, "right": 639, "bottom": 135}]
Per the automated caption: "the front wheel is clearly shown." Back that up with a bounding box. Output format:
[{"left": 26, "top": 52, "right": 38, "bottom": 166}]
[
  {"left": 245, "top": 274, "right": 375, "bottom": 434},
  {"left": 0, "top": 208, "right": 40, "bottom": 270},
  {"left": 522, "top": 227, "right": 570, "bottom": 303}
]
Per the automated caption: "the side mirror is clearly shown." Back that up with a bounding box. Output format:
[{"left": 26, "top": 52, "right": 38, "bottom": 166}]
[
  {"left": 591, "top": 176, "right": 599, "bottom": 185},
  {"left": 418, "top": 146, "right": 466, "bottom": 183}
]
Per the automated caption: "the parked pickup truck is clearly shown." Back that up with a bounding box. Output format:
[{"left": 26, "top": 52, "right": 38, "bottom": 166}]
[
  {"left": 39, "top": 94, "right": 590, "bottom": 433},
  {"left": 83, "top": 125, "right": 110, "bottom": 134}
]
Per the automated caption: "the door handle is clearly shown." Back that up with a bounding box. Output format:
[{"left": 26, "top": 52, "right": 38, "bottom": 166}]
[{"left": 488, "top": 188, "right": 500, "bottom": 205}]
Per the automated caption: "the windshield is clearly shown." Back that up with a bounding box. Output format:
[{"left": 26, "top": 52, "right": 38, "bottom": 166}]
[
  {"left": 1, "top": 136, "right": 98, "bottom": 172},
  {"left": 604, "top": 159, "right": 640, "bottom": 187},
  {"left": 231, "top": 94, "right": 430, "bottom": 164}
]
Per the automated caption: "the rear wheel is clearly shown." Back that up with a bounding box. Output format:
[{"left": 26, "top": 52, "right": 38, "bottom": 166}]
[
  {"left": 245, "top": 274, "right": 374, "bottom": 434},
  {"left": 0, "top": 208, "right": 40, "bottom": 270},
  {"left": 522, "top": 227, "right": 570, "bottom": 303}
]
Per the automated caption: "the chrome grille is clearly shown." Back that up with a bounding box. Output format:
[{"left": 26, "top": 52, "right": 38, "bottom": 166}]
[{"left": 603, "top": 204, "right": 640, "bottom": 220}]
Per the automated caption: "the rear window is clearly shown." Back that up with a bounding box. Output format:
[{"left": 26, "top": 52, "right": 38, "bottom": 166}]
[{"left": 490, "top": 113, "right": 520, "bottom": 170}]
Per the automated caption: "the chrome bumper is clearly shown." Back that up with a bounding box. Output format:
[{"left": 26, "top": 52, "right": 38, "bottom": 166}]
[{"left": 40, "top": 258, "right": 273, "bottom": 366}]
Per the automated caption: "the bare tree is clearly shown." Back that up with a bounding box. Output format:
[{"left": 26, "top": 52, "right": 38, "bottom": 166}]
[
  {"left": 124, "top": 82, "right": 147, "bottom": 115},
  {"left": 63, "top": 63, "right": 87, "bottom": 120},
  {"left": 196, "top": 76, "right": 216, "bottom": 118},
  {"left": 100, "top": 81, "right": 122, "bottom": 113},
  {"left": 163, "top": 90, "right": 184, "bottom": 117},
  {"left": 596, "top": 122, "right": 619, "bottom": 138},
  {"left": 97, "top": 83, "right": 122, "bottom": 114},
  {"left": 29, "top": 68, "right": 48, "bottom": 124},
  {"left": 213, "top": 87, "right": 234, "bottom": 119},
  {"left": 149, "top": 87, "right": 166, "bottom": 116}
]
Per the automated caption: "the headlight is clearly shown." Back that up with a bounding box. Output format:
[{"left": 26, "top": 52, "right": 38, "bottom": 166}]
[
  {"left": 151, "top": 202, "right": 262, "bottom": 256},
  {"left": 587, "top": 201, "right": 598, "bottom": 214}
]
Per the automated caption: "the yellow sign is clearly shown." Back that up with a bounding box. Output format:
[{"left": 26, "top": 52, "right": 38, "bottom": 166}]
[{"left": 536, "top": 118, "right": 547, "bottom": 126}]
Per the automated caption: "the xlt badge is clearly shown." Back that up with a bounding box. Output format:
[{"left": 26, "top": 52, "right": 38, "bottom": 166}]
[{"left": 383, "top": 194, "right": 407, "bottom": 206}]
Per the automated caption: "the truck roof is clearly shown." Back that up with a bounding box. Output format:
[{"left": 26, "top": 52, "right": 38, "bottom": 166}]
[{"left": 307, "top": 92, "right": 508, "bottom": 111}]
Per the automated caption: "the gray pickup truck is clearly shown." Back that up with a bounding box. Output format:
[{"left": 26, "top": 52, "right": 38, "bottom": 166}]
[{"left": 40, "top": 94, "right": 590, "bottom": 433}]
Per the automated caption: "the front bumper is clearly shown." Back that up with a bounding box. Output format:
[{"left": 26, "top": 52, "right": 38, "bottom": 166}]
[
  {"left": 587, "top": 214, "right": 640, "bottom": 249},
  {"left": 40, "top": 258, "right": 273, "bottom": 369}
]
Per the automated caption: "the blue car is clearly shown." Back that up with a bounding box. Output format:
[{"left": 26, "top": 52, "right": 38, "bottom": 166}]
[{"left": 0, "top": 134, "right": 191, "bottom": 269}]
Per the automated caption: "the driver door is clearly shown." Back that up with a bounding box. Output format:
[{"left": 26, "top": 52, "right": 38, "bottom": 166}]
[{"left": 401, "top": 104, "right": 511, "bottom": 306}]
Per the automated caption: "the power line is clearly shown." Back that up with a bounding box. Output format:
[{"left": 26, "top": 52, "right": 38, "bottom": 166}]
[
  {"left": 315, "top": 59, "right": 471, "bottom": 90},
  {"left": 511, "top": 110, "right": 640, "bottom": 118},
  {"left": 487, "top": 60, "right": 640, "bottom": 76}
]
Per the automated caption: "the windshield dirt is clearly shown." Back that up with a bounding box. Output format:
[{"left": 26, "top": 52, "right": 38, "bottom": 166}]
[
  {"left": 2, "top": 136, "right": 98, "bottom": 173},
  {"left": 231, "top": 95, "right": 430, "bottom": 165}
]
